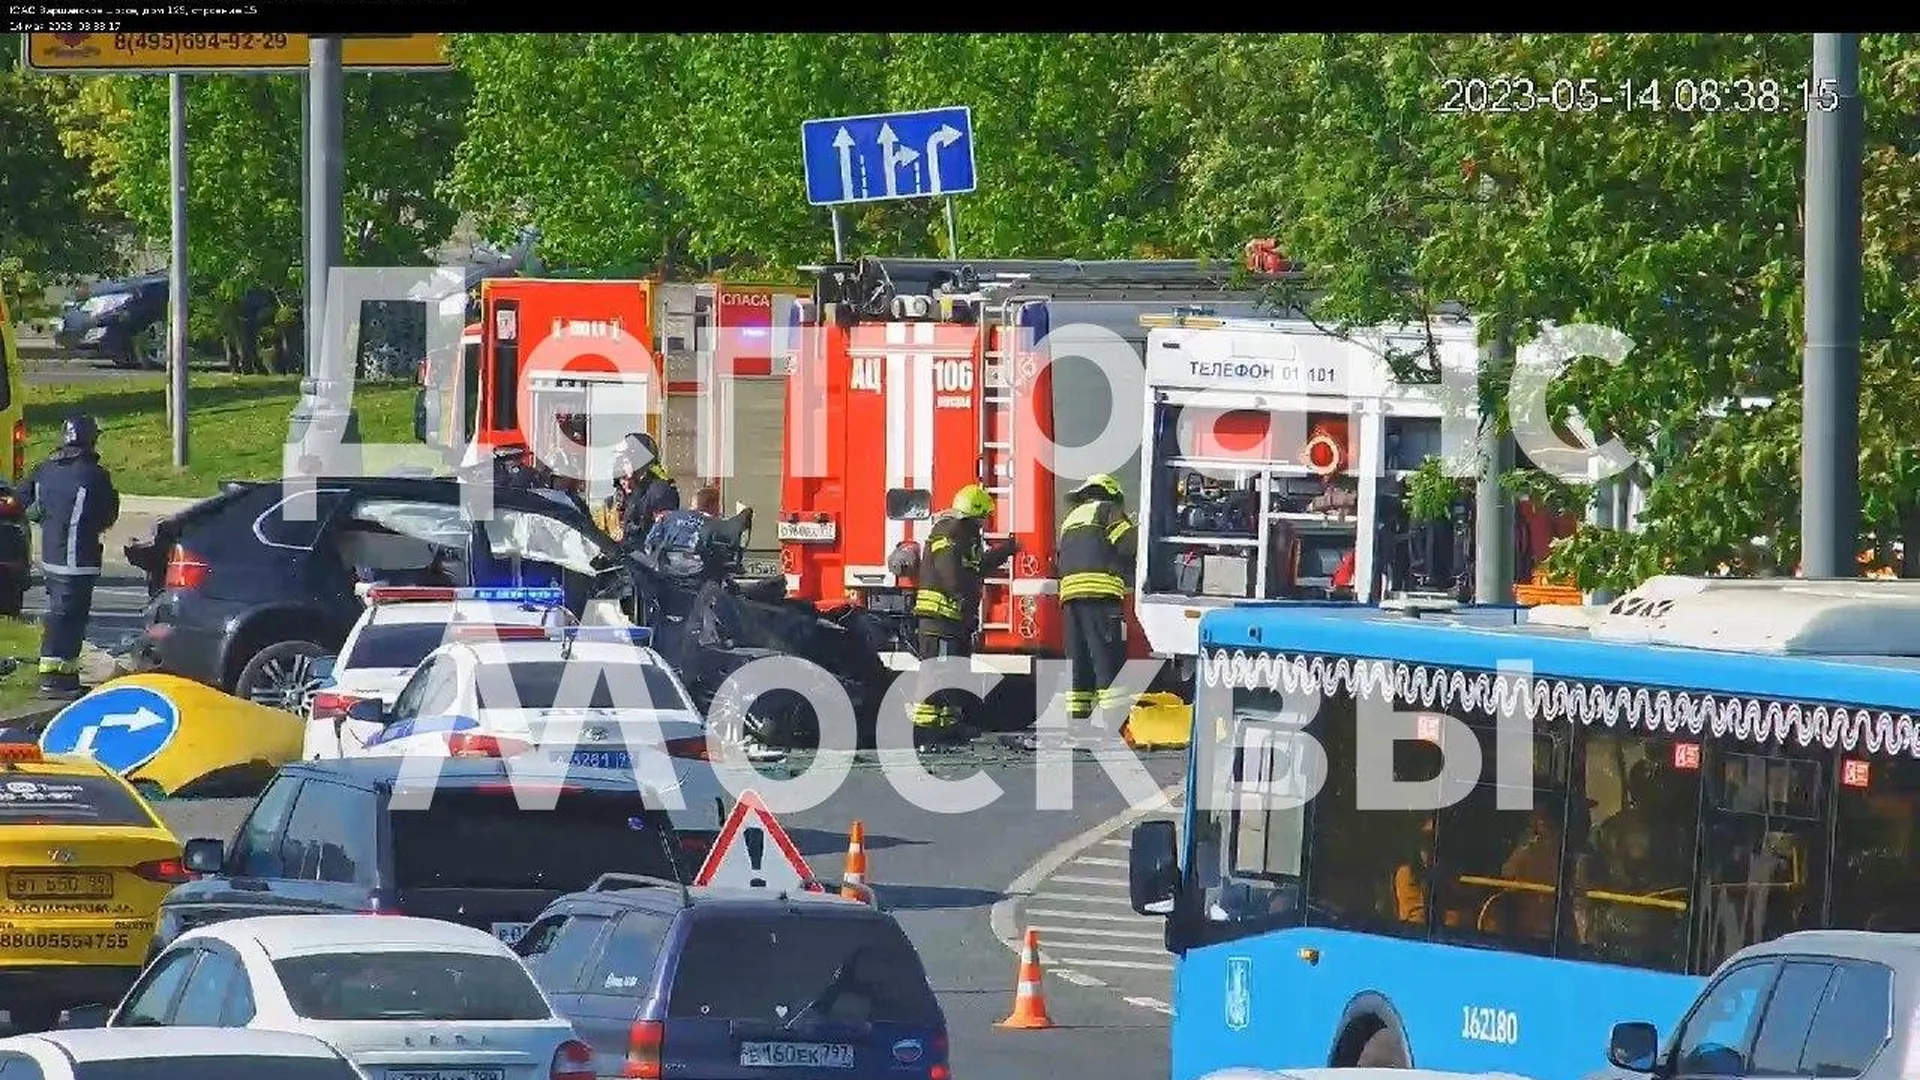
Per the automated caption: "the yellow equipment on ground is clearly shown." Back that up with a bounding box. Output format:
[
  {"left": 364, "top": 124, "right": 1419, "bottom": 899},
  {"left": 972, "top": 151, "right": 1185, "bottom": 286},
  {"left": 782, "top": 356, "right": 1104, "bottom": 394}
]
[
  {"left": 1122, "top": 691, "right": 1192, "bottom": 750},
  {"left": 38, "top": 673, "right": 304, "bottom": 798}
]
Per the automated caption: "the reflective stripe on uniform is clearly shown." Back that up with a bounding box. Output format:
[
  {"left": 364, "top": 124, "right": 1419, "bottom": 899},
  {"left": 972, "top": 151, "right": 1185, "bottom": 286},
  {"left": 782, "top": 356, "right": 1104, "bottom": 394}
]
[
  {"left": 913, "top": 590, "right": 962, "bottom": 619},
  {"left": 37, "top": 658, "right": 79, "bottom": 675},
  {"left": 1057, "top": 499, "right": 1130, "bottom": 600},
  {"left": 66, "top": 485, "right": 87, "bottom": 571},
  {"left": 1059, "top": 571, "right": 1125, "bottom": 601},
  {"left": 40, "top": 563, "right": 102, "bottom": 577}
]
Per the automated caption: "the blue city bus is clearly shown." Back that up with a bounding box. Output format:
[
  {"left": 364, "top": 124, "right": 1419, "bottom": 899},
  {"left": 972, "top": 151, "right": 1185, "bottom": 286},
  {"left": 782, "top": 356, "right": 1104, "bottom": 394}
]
[{"left": 1129, "top": 579, "right": 1920, "bottom": 1080}]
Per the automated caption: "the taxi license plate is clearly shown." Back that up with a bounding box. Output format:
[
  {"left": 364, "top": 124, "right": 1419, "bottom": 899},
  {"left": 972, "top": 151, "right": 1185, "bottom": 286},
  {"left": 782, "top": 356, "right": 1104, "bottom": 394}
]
[
  {"left": 557, "top": 750, "right": 632, "bottom": 770},
  {"left": 7, "top": 871, "right": 113, "bottom": 901},
  {"left": 739, "top": 1042, "right": 855, "bottom": 1069},
  {"left": 777, "top": 520, "right": 836, "bottom": 543},
  {"left": 490, "top": 922, "right": 528, "bottom": 946},
  {"left": 385, "top": 1070, "right": 504, "bottom": 1080}
]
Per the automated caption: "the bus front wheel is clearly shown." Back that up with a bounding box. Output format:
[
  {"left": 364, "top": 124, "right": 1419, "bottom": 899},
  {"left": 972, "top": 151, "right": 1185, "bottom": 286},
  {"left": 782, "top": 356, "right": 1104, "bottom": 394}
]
[{"left": 1354, "top": 1026, "right": 1409, "bottom": 1069}]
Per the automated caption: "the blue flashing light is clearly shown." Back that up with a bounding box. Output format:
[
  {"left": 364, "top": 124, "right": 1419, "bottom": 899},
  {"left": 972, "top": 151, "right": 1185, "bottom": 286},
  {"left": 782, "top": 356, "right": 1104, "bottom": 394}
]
[{"left": 557, "top": 626, "right": 654, "bottom": 647}]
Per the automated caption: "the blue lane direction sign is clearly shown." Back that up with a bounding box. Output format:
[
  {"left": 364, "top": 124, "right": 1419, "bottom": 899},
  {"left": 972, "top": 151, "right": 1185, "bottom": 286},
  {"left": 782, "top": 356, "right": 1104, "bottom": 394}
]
[
  {"left": 40, "top": 685, "right": 181, "bottom": 776},
  {"left": 802, "top": 107, "right": 977, "bottom": 207}
]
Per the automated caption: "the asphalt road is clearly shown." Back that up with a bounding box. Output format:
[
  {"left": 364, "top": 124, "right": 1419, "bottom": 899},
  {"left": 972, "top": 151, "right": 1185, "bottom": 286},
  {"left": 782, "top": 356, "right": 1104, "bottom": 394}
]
[{"left": 153, "top": 752, "right": 1186, "bottom": 1080}]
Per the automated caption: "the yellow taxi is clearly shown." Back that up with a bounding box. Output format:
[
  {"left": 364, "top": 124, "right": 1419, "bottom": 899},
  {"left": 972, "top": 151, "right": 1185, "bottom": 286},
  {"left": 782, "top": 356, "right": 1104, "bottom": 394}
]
[{"left": 0, "top": 743, "right": 186, "bottom": 1032}]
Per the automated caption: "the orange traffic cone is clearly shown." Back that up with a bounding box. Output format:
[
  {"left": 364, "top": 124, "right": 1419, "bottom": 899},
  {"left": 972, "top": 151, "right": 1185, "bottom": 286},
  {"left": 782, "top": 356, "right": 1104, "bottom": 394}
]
[
  {"left": 841, "top": 821, "right": 869, "bottom": 902},
  {"left": 996, "top": 929, "right": 1055, "bottom": 1029}
]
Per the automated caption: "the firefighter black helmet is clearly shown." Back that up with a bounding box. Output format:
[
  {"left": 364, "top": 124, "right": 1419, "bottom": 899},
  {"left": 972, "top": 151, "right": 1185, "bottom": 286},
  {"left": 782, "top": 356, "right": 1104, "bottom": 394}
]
[{"left": 61, "top": 414, "right": 99, "bottom": 450}]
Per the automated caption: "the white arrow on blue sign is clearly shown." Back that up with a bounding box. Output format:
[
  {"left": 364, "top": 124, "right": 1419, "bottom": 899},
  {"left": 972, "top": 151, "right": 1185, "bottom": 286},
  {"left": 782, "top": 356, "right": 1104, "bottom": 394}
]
[
  {"left": 801, "top": 106, "right": 976, "bottom": 207},
  {"left": 39, "top": 685, "right": 180, "bottom": 776}
]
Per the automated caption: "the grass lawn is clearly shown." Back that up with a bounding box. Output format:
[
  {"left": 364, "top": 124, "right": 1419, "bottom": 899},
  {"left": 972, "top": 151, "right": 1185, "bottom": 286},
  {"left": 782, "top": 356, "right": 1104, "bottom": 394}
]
[
  {"left": 25, "top": 375, "right": 417, "bottom": 498},
  {"left": 0, "top": 618, "right": 45, "bottom": 713}
]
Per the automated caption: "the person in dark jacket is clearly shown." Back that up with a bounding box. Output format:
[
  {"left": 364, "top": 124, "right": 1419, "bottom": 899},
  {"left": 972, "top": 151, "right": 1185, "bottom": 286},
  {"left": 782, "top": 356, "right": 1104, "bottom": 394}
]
[
  {"left": 20, "top": 415, "right": 119, "bottom": 698},
  {"left": 619, "top": 432, "right": 679, "bottom": 541},
  {"left": 646, "top": 485, "right": 722, "bottom": 578},
  {"left": 908, "top": 484, "right": 1015, "bottom": 748},
  {"left": 1023, "top": 473, "right": 1136, "bottom": 750}
]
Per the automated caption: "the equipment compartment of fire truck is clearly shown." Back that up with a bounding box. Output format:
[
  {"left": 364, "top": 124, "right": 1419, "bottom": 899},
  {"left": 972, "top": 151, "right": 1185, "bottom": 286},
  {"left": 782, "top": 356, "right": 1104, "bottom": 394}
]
[
  {"left": 779, "top": 256, "right": 1284, "bottom": 680},
  {"left": 1132, "top": 312, "right": 1476, "bottom": 661}
]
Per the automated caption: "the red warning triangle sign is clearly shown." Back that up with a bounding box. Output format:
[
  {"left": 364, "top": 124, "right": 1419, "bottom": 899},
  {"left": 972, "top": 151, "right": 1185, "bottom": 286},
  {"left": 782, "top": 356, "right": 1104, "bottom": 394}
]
[{"left": 692, "top": 789, "right": 822, "bottom": 893}]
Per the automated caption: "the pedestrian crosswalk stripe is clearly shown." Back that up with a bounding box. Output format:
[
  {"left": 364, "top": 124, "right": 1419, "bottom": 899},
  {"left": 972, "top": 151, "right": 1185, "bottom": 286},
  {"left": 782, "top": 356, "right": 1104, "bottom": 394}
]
[
  {"left": 1029, "top": 924, "right": 1163, "bottom": 940},
  {"left": 1097, "top": 838, "right": 1129, "bottom": 848},
  {"left": 1125, "top": 996, "right": 1175, "bottom": 1014},
  {"left": 1026, "top": 908, "right": 1157, "bottom": 923},
  {"left": 1051, "top": 874, "right": 1127, "bottom": 887},
  {"left": 1045, "top": 940, "right": 1168, "bottom": 956},
  {"left": 1074, "top": 856, "right": 1130, "bottom": 868},
  {"left": 1034, "top": 891, "right": 1135, "bottom": 905},
  {"left": 1049, "top": 957, "right": 1171, "bottom": 971}
]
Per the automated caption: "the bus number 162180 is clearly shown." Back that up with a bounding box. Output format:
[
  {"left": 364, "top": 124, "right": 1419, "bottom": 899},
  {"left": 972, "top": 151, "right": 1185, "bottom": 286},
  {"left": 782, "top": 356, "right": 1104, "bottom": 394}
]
[{"left": 1461, "top": 1006, "right": 1519, "bottom": 1046}]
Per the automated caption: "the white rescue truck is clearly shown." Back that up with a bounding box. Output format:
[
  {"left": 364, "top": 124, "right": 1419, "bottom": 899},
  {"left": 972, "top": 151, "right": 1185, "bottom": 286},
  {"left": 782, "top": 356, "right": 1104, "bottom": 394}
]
[{"left": 1132, "top": 312, "right": 1476, "bottom": 667}]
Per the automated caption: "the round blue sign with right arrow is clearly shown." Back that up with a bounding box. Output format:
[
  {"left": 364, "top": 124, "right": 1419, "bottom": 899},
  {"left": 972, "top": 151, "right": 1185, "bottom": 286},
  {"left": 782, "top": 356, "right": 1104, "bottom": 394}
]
[{"left": 39, "top": 685, "right": 180, "bottom": 776}]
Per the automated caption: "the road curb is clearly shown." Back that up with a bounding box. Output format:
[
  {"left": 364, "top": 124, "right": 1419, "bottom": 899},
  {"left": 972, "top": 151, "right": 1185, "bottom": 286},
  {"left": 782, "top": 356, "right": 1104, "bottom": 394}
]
[
  {"left": 0, "top": 699, "right": 63, "bottom": 732},
  {"left": 120, "top": 495, "right": 198, "bottom": 514},
  {"left": 989, "top": 779, "right": 1184, "bottom": 997}
]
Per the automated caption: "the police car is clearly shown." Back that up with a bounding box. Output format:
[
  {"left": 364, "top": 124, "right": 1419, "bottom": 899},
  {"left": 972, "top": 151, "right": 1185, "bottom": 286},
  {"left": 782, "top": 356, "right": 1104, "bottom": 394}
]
[
  {"left": 332, "top": 625, "right": 730, "bottom": 838},
  {"left": 301, "top": 585, "right": 573, "bottom": 760}
]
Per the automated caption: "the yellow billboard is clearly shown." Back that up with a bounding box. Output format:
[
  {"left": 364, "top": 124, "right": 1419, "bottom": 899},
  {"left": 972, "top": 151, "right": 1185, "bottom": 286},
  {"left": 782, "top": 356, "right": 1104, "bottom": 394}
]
[{"left": 23, "top": 34, "right": 451, "bottom": 73}]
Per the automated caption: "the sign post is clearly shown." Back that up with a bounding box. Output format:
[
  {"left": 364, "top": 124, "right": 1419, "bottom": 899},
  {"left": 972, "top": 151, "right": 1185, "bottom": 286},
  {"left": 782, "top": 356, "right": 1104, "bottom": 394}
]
[
  {"left": 800, "top": 106, "right": 976, "bottom": 262},
  {"left": 167, "top": 74, "right": 188, "bottom": 467}
]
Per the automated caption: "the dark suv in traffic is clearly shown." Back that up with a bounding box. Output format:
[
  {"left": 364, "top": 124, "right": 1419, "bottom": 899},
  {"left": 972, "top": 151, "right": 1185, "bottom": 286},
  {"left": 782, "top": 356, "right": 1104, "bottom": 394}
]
[
  {"left": 154, "top": 757, "right": 700, "bottom": 960},
  {"left": 127, "top": 475, "right": 641, "bottom": 707},
  {"left": 517, "top": 876, "right": 950, "bottom": 1080}
]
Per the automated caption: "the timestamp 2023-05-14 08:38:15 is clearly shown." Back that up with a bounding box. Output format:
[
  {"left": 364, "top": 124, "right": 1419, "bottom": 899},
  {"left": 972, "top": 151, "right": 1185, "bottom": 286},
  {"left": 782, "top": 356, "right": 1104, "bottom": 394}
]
[{"left": 1436, "top": 75, "right": 1842, "bottom": 115}]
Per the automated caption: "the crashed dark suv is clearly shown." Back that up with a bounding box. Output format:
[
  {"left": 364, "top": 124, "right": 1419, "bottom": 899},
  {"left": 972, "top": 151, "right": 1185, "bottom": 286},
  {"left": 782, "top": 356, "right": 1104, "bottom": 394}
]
[{"left": 126, "top": 476, "right": 647, "bottom": 708}]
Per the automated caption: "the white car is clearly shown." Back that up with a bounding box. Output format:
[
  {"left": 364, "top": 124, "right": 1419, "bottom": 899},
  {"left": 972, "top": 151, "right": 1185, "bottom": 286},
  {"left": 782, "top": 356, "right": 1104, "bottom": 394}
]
[
  {"left": 108, "top": 916, "right": 590, "bottom": 1080},
  {"left": 0, "top": 1026, "right": 372, "bottom": 1080},
  {"left": 303, "top": 585, "right": 575, "bottom": 760},
  {"left": 338, "top": 625, "right": 731, "bottom": 837}
]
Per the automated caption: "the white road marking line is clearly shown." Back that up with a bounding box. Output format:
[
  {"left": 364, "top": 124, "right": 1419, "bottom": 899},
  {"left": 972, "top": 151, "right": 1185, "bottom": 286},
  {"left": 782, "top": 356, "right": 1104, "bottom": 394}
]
[
  {"left": 1034, "top": 891, "right": 1136, "bottom": 905},
  {"left": 1051, "top": 875, "right": 1128, "bottom": 888},
  {"left": 1051, "top": 957, "right": 1172, "bottom": 971},
  {"left": 1040, "top": 940, "right": 1168, "bottom": 956},
  {"left": 1075, "top": 856, "right": 1130, "bottom": 868},
  {"left": 1030, "top": 925, "right": 1164, "bottom": 940},
  {"left": 1054, "top": 970, "right": 1106, "bottom": 987},
  {"left": 1097, "top": 838, "right": 1129, "bottom": 848},
  {"left": 1125, "top": 996, "right": 1174, "bottom": 1014},
  {"left": 1026, "top": 908, "right": 1158, "bottom": 923}
]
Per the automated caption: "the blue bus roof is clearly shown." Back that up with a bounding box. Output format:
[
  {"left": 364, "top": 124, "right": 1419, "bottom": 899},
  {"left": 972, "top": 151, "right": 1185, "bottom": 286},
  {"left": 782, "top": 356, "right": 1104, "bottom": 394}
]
[{"left": 1199, "top": 589, "right": 1920, "bottom": 715}]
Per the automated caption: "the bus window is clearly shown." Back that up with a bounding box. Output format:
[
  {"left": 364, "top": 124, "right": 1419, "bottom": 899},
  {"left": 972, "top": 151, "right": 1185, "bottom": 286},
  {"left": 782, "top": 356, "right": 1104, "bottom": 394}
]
[
  {"left": 1303, "top": 694, "right": 1438, "bottom": 937},
  {"left": 1190, "top": 686, "right": 1308, "bottom": 934},
  {"left": 1571, "top": 730, "right": 1702, "bottom": 972},
  {"left": 1430, "top": 719, "right": 1573, "bottom": 955},
  {"left": 1829, "top": 759, "right": 1920, "bottom": 932},
  {"left": 1691, "top": 749, "right": 1828, "bottom": 974}
]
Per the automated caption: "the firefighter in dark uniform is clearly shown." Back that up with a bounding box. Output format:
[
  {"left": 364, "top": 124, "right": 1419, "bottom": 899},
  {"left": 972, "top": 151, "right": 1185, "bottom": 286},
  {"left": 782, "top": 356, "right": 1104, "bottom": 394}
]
[
  {"left": 620, "top": 432, "right": 680, "bottom": 542},
  {"left": 1050, "top": 473, "right": 1136, "bottom": 742},
  {"left": 909, "top": 484, "right": 1015, "bottom": 748},
  {"left": 21, "top": 415, "right": 119, "bottom": 698}
]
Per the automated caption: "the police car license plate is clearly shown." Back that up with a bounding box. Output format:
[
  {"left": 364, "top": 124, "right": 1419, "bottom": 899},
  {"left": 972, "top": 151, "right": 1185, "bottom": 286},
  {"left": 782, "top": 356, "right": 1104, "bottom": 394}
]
[
  {"left": 739, "top": 1042, "right": 854, "bottom": 1068},
  {"left": 8, "top": 871, "right": 113, "bottom": 900},
  {"left": 777, "top": 520, "right": 836, "bottom": 543},
  {"left": 490, "top": 922, "right": 528, "bottom": 946},
  {"left": 557, "top": 749, "right": 632, "bottom": 770},
  {"left": 386, "top": 1070, "right": 503, "bottom": 1080}
]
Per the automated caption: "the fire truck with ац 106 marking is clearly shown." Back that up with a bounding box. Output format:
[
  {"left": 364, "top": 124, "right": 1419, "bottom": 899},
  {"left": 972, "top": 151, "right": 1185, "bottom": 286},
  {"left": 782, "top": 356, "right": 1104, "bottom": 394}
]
[{"left": 776, "top": 256, "right": 1288, "bottom": 704}]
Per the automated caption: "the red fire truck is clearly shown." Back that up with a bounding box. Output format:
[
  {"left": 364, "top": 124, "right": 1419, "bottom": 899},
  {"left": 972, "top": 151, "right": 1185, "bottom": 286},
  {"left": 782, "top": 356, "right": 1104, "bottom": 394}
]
[
  {"left": 419, "top": 278, "right": 662, "bottom": 504},
  {"left": 776, "top": 256, "right": 1281, "bottom": 690}
]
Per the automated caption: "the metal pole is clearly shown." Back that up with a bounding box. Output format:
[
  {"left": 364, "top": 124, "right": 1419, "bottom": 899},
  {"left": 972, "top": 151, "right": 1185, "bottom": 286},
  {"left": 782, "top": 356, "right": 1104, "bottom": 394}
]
[
  {"left": 1801, "top": 33, "right": 1863, "bottom": 579},
  {"left": 299, "top": 72, "right": 310, "bottom": 373},
  {"left": 306, "top": 36, "right": 343, "bottom": 382},
  {"left": 830, "top": 208, "right": 846, "bottom": 262},
  {"left": 167, "top": 74, "right": 189, "bottom": 469},
  {"left": 1473, "top": 333, "right": 1515, "bottom": 604},
  {"left": 943, "top": 197, "right": 959, "bottom": 260}
]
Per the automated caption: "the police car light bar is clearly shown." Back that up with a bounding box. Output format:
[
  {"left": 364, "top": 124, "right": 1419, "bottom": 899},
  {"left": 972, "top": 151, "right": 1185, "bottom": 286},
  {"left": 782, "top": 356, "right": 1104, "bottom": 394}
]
[
  {"left": 358, "top": 585, "right": 567, "bottom": 605},
  {"left": 554, "top": 626, "right": 654, "bottom": 647},
  {"left": 453, "top": 625, "right": 553, "bottom": 641}
]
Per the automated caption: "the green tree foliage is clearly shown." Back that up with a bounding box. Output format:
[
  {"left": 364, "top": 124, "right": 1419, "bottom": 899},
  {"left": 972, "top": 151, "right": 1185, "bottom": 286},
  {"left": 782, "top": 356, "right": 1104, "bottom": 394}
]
[
  {"left": 1139, "top": 33, "right": 1920, "bottom": 588},
  {"left": 0, "top": 34, "right": 122, "bottom": 312},
  {"left": 446, "top": 34, "right": 1200, "bottom": 277},
  {"left": 61, "top": 65, "right": 467, "bottom": 371}
]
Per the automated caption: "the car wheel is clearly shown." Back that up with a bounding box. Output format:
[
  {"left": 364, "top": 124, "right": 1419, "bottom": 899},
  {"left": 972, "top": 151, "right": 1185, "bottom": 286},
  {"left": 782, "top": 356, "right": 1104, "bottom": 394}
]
[{"left": 234, "top": 639, "right": 327, "bottom": 712}]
